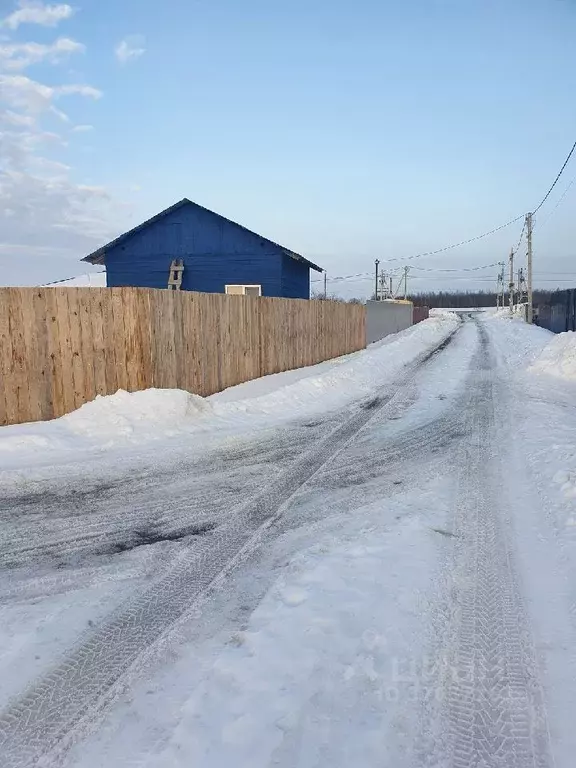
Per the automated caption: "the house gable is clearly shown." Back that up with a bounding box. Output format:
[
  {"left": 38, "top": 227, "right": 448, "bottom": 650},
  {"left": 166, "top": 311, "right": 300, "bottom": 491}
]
[{"left": 83, "top": 199, "right": 320, "bottom": 297}]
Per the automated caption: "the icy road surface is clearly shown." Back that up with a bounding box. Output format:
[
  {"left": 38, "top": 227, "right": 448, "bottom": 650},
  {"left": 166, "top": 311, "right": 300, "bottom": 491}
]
[{"left": 2, "top": 313, "right": 576, "bottom": 767}]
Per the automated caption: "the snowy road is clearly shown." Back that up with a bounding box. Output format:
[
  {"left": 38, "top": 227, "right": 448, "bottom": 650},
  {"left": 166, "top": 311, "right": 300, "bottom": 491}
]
[{"left": 2, "top": 313, "right": 576, "bottom": 767}]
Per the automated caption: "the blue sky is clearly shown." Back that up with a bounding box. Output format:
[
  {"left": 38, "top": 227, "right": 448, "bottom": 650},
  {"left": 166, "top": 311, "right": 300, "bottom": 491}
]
[{"left": 1, "top": 0, "right": 575, "bottom": 295}]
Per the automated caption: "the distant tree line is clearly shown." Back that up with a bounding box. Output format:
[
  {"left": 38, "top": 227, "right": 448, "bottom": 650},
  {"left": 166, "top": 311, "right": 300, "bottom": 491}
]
[
  {"left": 311, "top": 288, "right": 571, "bottom": 308},
  {"left": 310, "top": 290, "right": 363, "bottom": 304},
  {"left": 407, "top": 289, "right": 560, "bottom": 308}
]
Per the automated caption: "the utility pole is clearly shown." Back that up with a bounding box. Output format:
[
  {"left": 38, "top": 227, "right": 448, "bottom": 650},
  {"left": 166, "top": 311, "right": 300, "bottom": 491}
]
[
  {"left": 517, "top": 268, "right": 525, "bottom": 303},
  {"left": 374, "top": 259, "right": 380, "bottom": 301},
  {"left": 389, "top": 276, "right": 393, "bottom": 297},
  {"left": 508, "top": 247, "right": 515, "bottom": 315},
  {"left": 403, "top": 266, "right": 409, "bottom": 300},
  {"left": 496, "top": 269, "right": 502, "bottom": 308},
  {"left": 526, "top": 212, "right": 533, "bottom": 324},
  {"left": 323, "top": 270, "right": 327, "bottom": 299}
]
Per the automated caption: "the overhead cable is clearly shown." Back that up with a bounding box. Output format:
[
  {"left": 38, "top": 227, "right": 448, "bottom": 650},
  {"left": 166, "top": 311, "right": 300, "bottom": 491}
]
[{"left": 532, "top": 136, "right": 576, "bottom": 214}]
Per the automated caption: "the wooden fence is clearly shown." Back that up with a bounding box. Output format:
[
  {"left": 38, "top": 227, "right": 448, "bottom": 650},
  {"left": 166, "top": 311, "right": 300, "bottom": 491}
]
[{"left": 0, "top": 287, "right": 366, "bottom": 426}]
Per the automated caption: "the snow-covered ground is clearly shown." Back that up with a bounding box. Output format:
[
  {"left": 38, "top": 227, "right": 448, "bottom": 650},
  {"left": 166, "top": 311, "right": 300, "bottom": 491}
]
[{"left": 4, "top": 312, "right": 576, "bottom": 768}]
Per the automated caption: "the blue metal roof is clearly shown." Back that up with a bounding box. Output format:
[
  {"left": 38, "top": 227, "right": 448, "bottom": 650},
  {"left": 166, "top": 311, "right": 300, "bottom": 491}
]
[{"left": 82, "top": 198, "right": 323, "bottom": 273}]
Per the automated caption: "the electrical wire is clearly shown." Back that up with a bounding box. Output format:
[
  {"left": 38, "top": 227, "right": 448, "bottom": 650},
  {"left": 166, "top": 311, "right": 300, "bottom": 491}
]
[
  {"left": 379, "top": 214, "right": 525, "bottom": 264},
  {"left": 312, "top": 260, "right": 504, "bottom": 284},
  {"left": 512, "top": 218, "right": 527, "bottom": 255},
  {"left": 43, "top": 271, "right": 106, "bottom": 286},
  {"left": 537, "top": 175, "right": 576, "bottom": 230},
  {"left": 410, "top": 262, "right": 500, "bottom": 272},
  {"left": 532, "top": 136, "right": 576, "bottom": 214}
]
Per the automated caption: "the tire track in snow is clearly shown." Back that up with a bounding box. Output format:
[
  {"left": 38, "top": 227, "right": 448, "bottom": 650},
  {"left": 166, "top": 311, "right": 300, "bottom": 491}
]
[
  {"left": 419, "top": 319, "right": 552, "bottom": 768},
  {"left": 0, "top": 326, "right": 460, "bottom": 768}
]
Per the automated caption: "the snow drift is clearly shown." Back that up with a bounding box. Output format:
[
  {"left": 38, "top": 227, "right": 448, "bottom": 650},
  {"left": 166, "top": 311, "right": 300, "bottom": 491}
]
[{"left": 529, "top": 331, "right": 576, "bottom": 380}]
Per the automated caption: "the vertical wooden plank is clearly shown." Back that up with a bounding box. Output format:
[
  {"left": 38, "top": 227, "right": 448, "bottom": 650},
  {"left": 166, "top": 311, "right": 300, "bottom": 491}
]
[
  {"left": 164, "top": 288, "right": 178, "bottom": 389},
  {"left": 44, "top": 288, "right": 64, "bottom": 418},
  {"left": 0, "top": 289, "right": 20, "bottom": 425},
  {"left": 249, "top": 294, "right": 261, "bottom": 382},
  {"left": 8, "top": 289, "right": 32, "bottom": 424},
  {"left": 111, "top": 287, "right": 128, "bottom": 391},
  {"left": 139, "top": 289, "right": 153, "bottom": 391},
  {"left": 78, "top": 289, "right": 97, "bottom": 406},
  {"left": 219, "top": 293, "right": 235, "bottom": 391},
  {"left": 172, "top": 289, "right": 185, "bottom": 390},
  {"left": 66, "top": 288, "right": 86, "bottom": 410},
  {"left": 0, "top": 290, "right": 10, "bottom": 425},
  {"left": 32, "top": 289, "right": 53, "bottom": 421},
  {"left": 211, "top": 293, "right": 222, "bottom": 392},
  {"left": 124, "top": 286, "right": 137, "bottom": 391},
  {"left": 259, "top": 297, "right": 272, "bottom": 377},
  {"left": 149, "top": 289, "right": 160, "bottom": 389},
  {"left": 241, "top": 294, "right": 259, "bottom": 386},
  {"left": 54, "top": 289, "right": 75, "bottom": 417},
  {"left": 18, "top": 289, "right": 40, "bottom": 423},
  {"left": 98, "top": 289, "right": 118, "bottom": 395},
  {"left": 123, "top": 287, "right": 145, "bottom": 392},
  {"left": 150, "top": 288, "right": 177, "bottom": 389},
  {"left": 89, "top": 289, "right": 107, "bottom": 397},
  {"left": 198, "top": 292, "right": 213, "bottom": 396},
  {"left": 181, "top": 291, "right": 201, "bottom": 395}
]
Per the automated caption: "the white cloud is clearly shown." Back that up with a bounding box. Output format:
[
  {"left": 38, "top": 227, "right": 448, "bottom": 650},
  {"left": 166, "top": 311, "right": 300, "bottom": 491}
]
[
  {"left": 115, "top": 35, "right": 146, "bottom": 64},
  {"left": 0, "top": 9, "right": 128, "bottom": 285},
  {"left": 0, "top": 73, "right": 55, "bottom": 112},
  {"left": 50, "top": 103, "right": 69, "bottom": 121},
  {"left": 3, "top": 109, "right": 34, "bottom": 126},
  {"left": 0, "top": 74, "right": 102, "bottom": 115},
  {"left": 71, "top": 123, "right": 93, "bottom": 132},
  {"left": 0, "top": 37, "right": 84, "bottom": 70},
  {"left": 58, "top": 83, "right": 102, "bottom": 98},
  {"left": 2, "top": 2, "right": 74, "bottom": 30},
  {"left": 0, "top": 147, "right": 126, "bottom": 283}
]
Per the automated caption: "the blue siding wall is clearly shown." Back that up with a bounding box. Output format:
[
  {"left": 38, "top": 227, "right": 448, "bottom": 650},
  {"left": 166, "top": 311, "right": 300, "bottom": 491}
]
[
  {"left": 281, "top": 253, "right": 310, "bottom": 299},
  {"left": 104, "top": 203, "right": 306, "bottom": 297}
]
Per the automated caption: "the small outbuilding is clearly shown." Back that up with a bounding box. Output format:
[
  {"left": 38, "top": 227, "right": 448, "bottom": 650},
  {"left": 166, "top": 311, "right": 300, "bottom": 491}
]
[{"left": 82, "top": 198, "right": 323, "bottom": 299}]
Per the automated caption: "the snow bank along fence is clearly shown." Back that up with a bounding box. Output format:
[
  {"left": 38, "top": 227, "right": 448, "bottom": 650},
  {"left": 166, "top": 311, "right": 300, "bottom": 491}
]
[{"left": 0, "top": 287, "right": 366, "bottom": 426}]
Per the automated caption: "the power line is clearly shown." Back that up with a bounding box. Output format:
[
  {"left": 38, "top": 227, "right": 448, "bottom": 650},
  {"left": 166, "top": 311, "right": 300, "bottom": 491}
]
[
  {"left": 533, "top": 136, "right": 576, "bottom": 214},
  {"left": 43, "top": 271, "right": 106, "bottom": 286},
  {"left": 410, "top": 262, "right": 500, "bottom": 273},
  {"left": 512, "top": 218, "right": 527, "bottom": 255},
  {"left": 537, "top": 175, "right": 576, "bottom": 230},
  {"left": 380, "top": 214, "right": 525, "bottom": 264},
  {"left": 312, "top": 260, "right": 505, "bottom": 285}
]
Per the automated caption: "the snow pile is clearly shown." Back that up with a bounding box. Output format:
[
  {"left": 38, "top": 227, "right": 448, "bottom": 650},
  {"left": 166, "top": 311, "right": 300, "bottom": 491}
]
[
  {"left": 529, "top": 332, "right": 576, "bottom": 380},
  {"left": 0, "top": 390, "right": 212, "bottom": 459},
  {"left": 552, "top": 469, "right": 576, "bottom": 501},
  {"left": 62, "top": 389, "right": 211, "bottom": 440},
  {"left": 484, "top": 311, "right": 552, "bottom": 369}
]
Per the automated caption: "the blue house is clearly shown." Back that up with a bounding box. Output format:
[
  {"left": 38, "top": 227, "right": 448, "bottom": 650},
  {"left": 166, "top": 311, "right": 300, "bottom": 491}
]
[{"left": 82, "top": 198, "right": 323, "bottom": 299}]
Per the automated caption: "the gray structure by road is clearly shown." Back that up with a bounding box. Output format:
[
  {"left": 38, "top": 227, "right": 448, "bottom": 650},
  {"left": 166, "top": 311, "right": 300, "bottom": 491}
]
[{"left": 366, "top": 299, "right": 413, "bottom": 343}]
